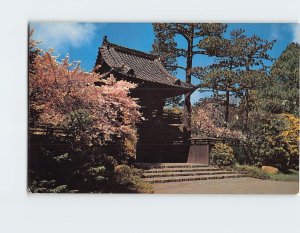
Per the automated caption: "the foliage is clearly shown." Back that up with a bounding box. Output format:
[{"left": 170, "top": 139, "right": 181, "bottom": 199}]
[
  {"left": 111, "top": 165, "right": 153, "bottom": 193},
  {"left": 163, "top": 106, "right": 183, "bottom": 115},
  {"left": 235, "top": 33, "right": 275, "bottom": 131},
  {"left": 28, "top": 28, "right": 41, "bottom": 73},
  {"left": 164, "top": 95, "right": 184, "bottom": 108},
  {"left": 152, "top": 23, "right": 228, "bottom": 134},
  {"left": 163, "top": 106, "right": 183, "bottom": 126},
  {"left": 258, "top": 42, "right": 299, "bottom": 116},
  {"left": 29, "top": 143, "right": 108, "bottom": 193},
  {"left": 195, "top": 29, "right": 275, "bottom": 128},
  {"left": 29, "top": 180, "right": 71, "bottom": 193},
  {"left": 29, "top": 51, "right": 140, "bottom": 148},
  {"left": 191, "top": 102, "right": 244, "bottom": 139},
  {"left": 28, "top": 30, "right": 150, "bottom": 193},
  {"left": 210, "top": 143, "right": 235, "bottom": 167},
  {"left": 232, "top": 164, "right": 269, "bottom": 179},
  {"left": 194, "top": 29, "right": 247, "bottom": 123},
  {"left": 233, "top": 164, "right": 299, "bottom": 181},
  {"left": 245, "top": 112, "right": 299, "bottom": 172},
  {"left": 278, "top": 113, "right": 299, "bottom": 169},
  {"left": 152, "top": 23, "right": 227, "bottom": 75},
  {"left": 29, "top": 141, "right": 152, "bottom": 193},
  {"left": 232, "top": 43, "right": 299, "bottom": 171}
]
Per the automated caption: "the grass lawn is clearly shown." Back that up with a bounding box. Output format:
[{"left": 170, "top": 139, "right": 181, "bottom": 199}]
[
  {"left": 232, "top": 164, "right": 299, "bottom": 182},
  {"left": 268, "top": 169, "right": 299, "bottom": 182}
]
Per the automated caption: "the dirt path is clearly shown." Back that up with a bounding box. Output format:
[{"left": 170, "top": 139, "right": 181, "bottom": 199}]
[{"left": 153, "top": 178, "right": 299, "bottom": 194}]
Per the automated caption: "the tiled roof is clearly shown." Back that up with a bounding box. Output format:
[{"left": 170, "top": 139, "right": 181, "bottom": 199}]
[{"left": 97, "top": 38, "right": 194, "bottom": 90}]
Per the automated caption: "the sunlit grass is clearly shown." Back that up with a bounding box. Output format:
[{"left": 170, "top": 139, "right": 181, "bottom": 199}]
[
  {"left": 233, "top": 163, "right": 299, "bottom": 181},
  {"left": 268, "top": 169, "right": 299, "bottom": 182}
]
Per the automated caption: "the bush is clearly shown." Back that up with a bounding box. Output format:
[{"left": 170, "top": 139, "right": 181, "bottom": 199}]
[
  {"left": 28, "top": 137, "right": 153, "bottom": 193},
  {"left": 233, "top": 164, "right": 269, "bottom": 179},
  {"left": 112, "top": 165, "right": 153, "bottom": 193},
  {"left": 28, "top": 137, "right": 110, "bottom": 193},
  {"left": 191, "top": 103, "right": 245, "bottom": 139},
  {"left": 210, "top": 143, "right": 235, "bottom": 167},
  {"left": 29, "top": 180, "right": 72, "bottom": 193},
  {"left": 28, "top": 31, "right": 146, "bottom": 193},
  {"left": 247, "top": 113, "right": 299, "bottom": 172}
]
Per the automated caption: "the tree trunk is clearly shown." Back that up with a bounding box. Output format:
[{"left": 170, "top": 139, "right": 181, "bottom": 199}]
[
  {"left": 225, "top": 90, "right": 230, "bottom": 124},
  {"left": 183, "top": 30, "right": 193, "bottom": 139},
  {"left": 183, "top": 92, "right": 192, "bottom": 134},
  {"left": 244, "top": 65, "right": 250, "bottom": 132},
  {"left": 225, "top": 60, "right": 233, "bottom": 125},
  {"left": 244, "top": 89, "right": 249, "bottom": 131}
]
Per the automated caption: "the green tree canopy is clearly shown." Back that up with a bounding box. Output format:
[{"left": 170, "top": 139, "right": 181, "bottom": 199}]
[
  {"left": 258, "top": 42, "right": 300, "bottom": 116},
  {"left": 152, "top": 23, "right": 228, "bottom": 136},
  {"left": 194, "top": 29, "right": 275, "bottom": 127}
]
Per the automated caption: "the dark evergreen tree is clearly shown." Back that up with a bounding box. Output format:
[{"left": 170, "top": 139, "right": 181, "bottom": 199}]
[
  {"left": 194, "top": 29, "right": 247, "bottom": 123},
  {"left": 242, "top": 43, "right": 299, "bottom": 171},
  {"left": 237, "top": 33, "right": 275, "bottom": 130},
  {"left": 258, "top": 42, "right": 300, "bottom": 116},
  {"left": 152, "top": 23, "right": 227, "bottom": 137},
  {"left": 194, "top": 29, "right": 275, "bottom": 128}
]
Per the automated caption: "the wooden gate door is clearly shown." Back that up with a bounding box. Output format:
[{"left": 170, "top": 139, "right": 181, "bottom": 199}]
[{"left": 187, "top": 144, "right": 209, "bottom": 164}]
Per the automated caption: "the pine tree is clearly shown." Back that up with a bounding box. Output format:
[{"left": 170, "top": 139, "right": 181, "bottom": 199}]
[
  {"left": 152, "top": 23, "right": 227, "bottom": 137},
  {"left": 194, "top": 29, "right": 247, "bottom": 123},
  {"left": 194, "top": 29, "right": 275, "bottom": 128},
  {"left": 237, "top": 32, "right": 275, "bottom": 130}
]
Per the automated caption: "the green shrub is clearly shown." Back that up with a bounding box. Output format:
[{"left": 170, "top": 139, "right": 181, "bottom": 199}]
[
  {"left": 233, "top": 164, "right": 269, "bottom": 179},
  {"left": 210, "top": 143, "right": 234, "bottom": 167},
  {"left": 28, "top": 143, "right": 153, "bottom": 193},
  {"left": 29, "top": 180, "right": 77, "bottom": 193},
  {"left": 112, "top": 165, "right": 153, "bottom": 193},
  {"left": 247, "top": 113, "right": 299, "bottom": 172}
]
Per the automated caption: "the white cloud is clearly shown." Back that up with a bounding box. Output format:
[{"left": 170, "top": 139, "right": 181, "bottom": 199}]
[
  {"left": 30, "top": 22, "right": 97, "bottom": 51},
  {"left": 291, "top": 24, "right": 300, "bottom": 43}
]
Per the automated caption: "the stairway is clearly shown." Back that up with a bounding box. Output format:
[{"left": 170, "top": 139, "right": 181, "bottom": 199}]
[{"left": 135, "top": 163, "right": 248, "bottom": 184}]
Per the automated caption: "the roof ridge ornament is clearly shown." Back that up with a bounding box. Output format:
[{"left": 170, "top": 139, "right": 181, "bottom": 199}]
[
  {"left": 102, "top": 35, "right": 108, "bottom": 45},
  {"left": 174, "top": 79, "right": 181, "bottom": 85}
]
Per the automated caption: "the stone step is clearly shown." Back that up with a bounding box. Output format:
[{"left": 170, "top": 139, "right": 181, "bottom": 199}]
[
  {"left": 142, "top": 173, "right": 248, "bottom": 184},
  {"left": 135, "top": 163, "right": 209, "bottom": 169},
  {"left": 143, "top": 170, "right": 235, "bottom": 178},
  {"left": 143, "top": 167, "right": 220, "bottom": 173}
]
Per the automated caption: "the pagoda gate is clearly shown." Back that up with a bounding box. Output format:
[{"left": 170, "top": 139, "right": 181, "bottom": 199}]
[{"left": 94, "top": 37, "right": 195, "bottom": 162}]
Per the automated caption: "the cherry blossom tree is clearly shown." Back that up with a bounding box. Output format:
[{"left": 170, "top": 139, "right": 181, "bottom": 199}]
[
  {"left": 191, "top": 102, "right": 244, "bottom": 139},
  {"left": 29, "top": 36, "right": 141, "bottom": 150},
  {"left": 28, "top": 31, "right": 151, "bottom": 193}
]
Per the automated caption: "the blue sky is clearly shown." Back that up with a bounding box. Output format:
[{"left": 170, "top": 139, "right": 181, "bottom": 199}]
[{"left": 30, "top": 23, "right": 299, "bottom": 103}]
